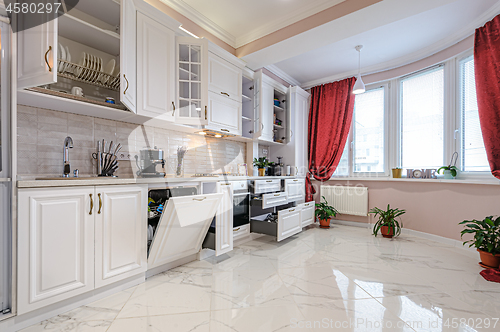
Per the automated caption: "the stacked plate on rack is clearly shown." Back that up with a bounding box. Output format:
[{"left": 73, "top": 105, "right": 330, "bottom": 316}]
[{"left": 57, "top": 44, "right": 120, "bottom": 90}]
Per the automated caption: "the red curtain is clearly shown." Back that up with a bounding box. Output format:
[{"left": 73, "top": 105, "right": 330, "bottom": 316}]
[
  {"left": 306, "top": 78, "right": 356, "bottom": 202},
  {"left": 474, "top": 14, "right": 500, "bottom": 179}
]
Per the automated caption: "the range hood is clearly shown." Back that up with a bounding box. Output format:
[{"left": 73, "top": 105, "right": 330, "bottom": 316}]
[{"left": 197, "top": 129, "right": 235, "bottom": 138}]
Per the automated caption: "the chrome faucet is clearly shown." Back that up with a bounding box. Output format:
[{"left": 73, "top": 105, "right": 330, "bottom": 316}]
[{"left": 63, "top": 136, "right": 73, "bottom": 177}]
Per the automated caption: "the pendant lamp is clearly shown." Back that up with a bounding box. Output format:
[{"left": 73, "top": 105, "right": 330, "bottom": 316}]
[{"left": 353, "top": 45, "right": 365, "bottom": 95}]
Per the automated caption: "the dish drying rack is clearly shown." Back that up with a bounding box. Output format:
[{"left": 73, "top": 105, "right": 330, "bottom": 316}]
[{"left": 57, "top": 59, "right": 120, "bottom": 91}]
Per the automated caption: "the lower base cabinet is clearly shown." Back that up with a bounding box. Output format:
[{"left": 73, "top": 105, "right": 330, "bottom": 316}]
[{"left": 17, "top": 185, "right": 148, "bottom": 314}]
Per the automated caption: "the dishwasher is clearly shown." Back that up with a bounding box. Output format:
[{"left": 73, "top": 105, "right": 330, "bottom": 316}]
[{"left": 147, "top": 187, "right": 197, "bottom": 254}]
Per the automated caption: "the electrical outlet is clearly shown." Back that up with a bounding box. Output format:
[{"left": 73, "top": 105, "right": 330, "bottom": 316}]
[
  {"left": 117, "top": 152, "right": 132, "bottom": 161},
  {"left": 262, "top": 148, "right": 268, "bottom": 156}
]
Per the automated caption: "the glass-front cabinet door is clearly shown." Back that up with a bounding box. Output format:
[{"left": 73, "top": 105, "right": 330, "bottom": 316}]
[{"left": 175, "top": 37, "right": 208, "bottom": 125}]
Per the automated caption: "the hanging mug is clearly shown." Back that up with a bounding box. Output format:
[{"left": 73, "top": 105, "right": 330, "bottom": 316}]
[{"left": 71, "top": 86, "right": 84, "bottom": 97}]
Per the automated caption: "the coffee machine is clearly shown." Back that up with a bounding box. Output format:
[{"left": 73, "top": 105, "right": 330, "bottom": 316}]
[{"left": 135, "top": 147, "right": 166, "bottom": 177}]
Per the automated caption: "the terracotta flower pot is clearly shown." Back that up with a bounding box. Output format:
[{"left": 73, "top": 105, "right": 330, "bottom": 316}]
[
  {"left": 380, "top": 225, "right": 394, "bottom": 238},
  {"left": 319, "top": 218, "right": 331, "bottom": 229},
  {"left": 477, "top": 249, "right": 500, "bottom": 268},
  {"left": 258, "top": 168, "right": 265, "bottom": 176}
]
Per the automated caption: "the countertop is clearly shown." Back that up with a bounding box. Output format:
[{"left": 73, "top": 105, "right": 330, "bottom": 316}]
[{"left": 17, "top": 175, "right": 300, "bottom": 188}]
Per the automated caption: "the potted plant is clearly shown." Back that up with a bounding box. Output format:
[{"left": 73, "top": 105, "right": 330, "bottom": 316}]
[
  {"left": 438, "top": 152, "right": 459, "bottom": 179},
  {"left": 459, "top": 216, "right": 500, "bottom": 268},
  {"left": 315, "top": 196, "right": 339, "bottom": 229},
  {"left": 391, "top": 167, "right": 402, "bottom": 178},
  {"left": 253, "top": 157, "right": 269, "bottom": 176},
  {"left": 369, "top": 204, "right": 405, "bottom": 238}
]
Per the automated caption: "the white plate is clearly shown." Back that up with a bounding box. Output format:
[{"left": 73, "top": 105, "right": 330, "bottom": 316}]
[
  {"left": 76, "top": 52, "right": 86, "bottom": 78},
  {"left": 58, "top": 43, "right": 66, "bottom": 73},
  {"left": 102, "top": 59, "right": 115, "bottom": 84},
  {"left": 64, "top": 46, "right": 71, "bottom": 73}
]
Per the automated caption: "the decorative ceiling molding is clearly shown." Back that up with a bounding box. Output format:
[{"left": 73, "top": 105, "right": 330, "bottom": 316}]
[
  {"left": 300, "top": 0, "right": 500, "bottom": 89},
  {"left": 159, "top": 0, "right": 344, "bottom": 49},
  {"left": 265, "top": 65, "right": 301, "bottom": 87},
  {"left": 159, "top": 0, "right": 236, "bottom": 47}
]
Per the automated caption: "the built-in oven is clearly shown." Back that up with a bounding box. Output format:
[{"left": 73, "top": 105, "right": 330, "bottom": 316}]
[{"left": 232, "top": 180, "right": 249, "bottom": 228}]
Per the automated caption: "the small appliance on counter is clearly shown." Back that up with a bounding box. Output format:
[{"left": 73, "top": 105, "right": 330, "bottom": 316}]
[{"left": 135, "top": 147, "right": 166, "bottom": 177}]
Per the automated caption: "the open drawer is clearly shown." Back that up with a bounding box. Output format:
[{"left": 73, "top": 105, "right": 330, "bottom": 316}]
[
  {"left": 253, "top": 179, "right": 281, "bottom": 194},
  {"left": 251, "top": 206, "right": 302, "bottom": 242},
  {"left": 148, "top": 193, "right": 223, "bottom": 269},
  {"left": 285, "top": 178, "right": 305, "bottom": 202},
  {"left": 261, "top": 192, "right": 288, "bottom": 209}
]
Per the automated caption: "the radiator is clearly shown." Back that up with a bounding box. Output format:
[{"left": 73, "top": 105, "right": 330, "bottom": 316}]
[{"left": 321, "top": 185, "right": 368, "bottom": 216}]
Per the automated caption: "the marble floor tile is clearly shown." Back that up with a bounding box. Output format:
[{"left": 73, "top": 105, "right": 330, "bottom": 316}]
[
  {"left": 19, "top": 224, "right": 499, "bottom": 332},
  {"left": 210, "top": 305, "right": 305, "bottom": 332},
  {"left": 107, "top": 312, "right": 210, "bottom": 332}
]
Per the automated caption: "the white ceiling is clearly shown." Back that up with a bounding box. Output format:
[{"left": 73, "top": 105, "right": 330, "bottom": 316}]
[
  {"left": 159, "top": 0, "right": 345, "bottom": 48},
  {"left": 261, "top": 0, "right": 500, "bottom": 87}
]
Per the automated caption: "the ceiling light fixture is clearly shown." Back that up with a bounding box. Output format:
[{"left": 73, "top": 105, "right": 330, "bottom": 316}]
[
  {"left": 353, "top": 45, "right": 366, "bottom": 95},
  {"left": 179, "top": 25, "right": 200, "bottom": 39}
]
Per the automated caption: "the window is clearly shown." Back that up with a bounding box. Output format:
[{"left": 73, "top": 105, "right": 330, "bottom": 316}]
[
  {"left": 353, "top": 87, "right": 385, "bottom": 173},
  {"left": 401, "top": 66, "right": 444, "bottom": 169},
  {"left": 459, "top": 56, "right": 489, "bottom": 172},
  {"left": 334, "top": 140, "right": 349, "bottom": 176}
]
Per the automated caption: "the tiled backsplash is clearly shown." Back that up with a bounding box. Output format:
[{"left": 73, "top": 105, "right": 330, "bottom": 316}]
[{"left": 17, "top": 105, "right": 247, "bottom": 178}]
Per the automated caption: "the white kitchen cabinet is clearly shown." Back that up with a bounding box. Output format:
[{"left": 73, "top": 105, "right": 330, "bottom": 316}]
[
  {"left": 285, "top": 178, "right": 305, "bottom": 203},
  {"left": 277, "top": 206, "right": 302, "bottom": 241},
  {"left": 16, "top": 3, "right": 58, "bottom": 89},
  {"left": 208, "top": 54, "right": 242, "bottom": 103},
  {"left": 175, "top": 36, "right": 209, "bottom": 125},
  {"left": 136, "top": 12, "right": 175, "bottom": 121},
  {"left": 261, "top": 81, "right": 275, "bottom": 142},
  {"left": 252, "top": 70, "right": 263, "bottom": 139},
  {"left": 253, "top": 179, "right": 281, "bottom": 194},
  {"left": 215, "top": 182, "right": 233, "bottom": 256},
  {"left": 94, "top": 185, "right": 147, "bottom": 289},
  {"left": 120, "top": 0, "right": 137, "bottom": 112},
  {"left": 18, "top": 187, "right": 95, "bottom": 314},
  {"left": 206, "top": 91, "right": 242, "bottom": 135},
  {"left": 148, "top": 193, "right": 222, "bottom": 269},
  {"left": 300, "top": 201, "right": 315, "bottom": 227}
]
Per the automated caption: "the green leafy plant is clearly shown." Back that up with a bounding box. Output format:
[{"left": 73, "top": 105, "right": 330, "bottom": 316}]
[
  {"left": 438, "top": 151, "right": 459, "bottom": 177},
  {"left": 315, "top": 196, "right": 339, "bottom": 221},
  {"left": 459, "top": 216, "right": 500, "bottom": 255},
  {"left": 437, "top": 165, "right": 459, "bottom": 177},
  {"left": 369, "top": 204, "right": 406, "bottom": 237},
  {"left": 253, "top": 157, "right": 269, "bottom": 168}
]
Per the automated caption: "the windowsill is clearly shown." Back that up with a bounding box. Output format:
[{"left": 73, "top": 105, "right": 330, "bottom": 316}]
[{"left": 326, "top": 176, "right": 500, "bottom": 186}]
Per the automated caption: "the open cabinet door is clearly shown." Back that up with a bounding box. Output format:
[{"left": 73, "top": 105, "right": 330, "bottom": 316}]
[
  {"left": 252, "top": 70, "right": 263, "bottom": 139},
  {"left": 148, "top": 193, "right": 222, "bottom": 269},
  {"left": 120, "top": 0, "right": 137, "bottom": 112},
  {"left": 215, "top": 183, "right": 233, "bottom": 256},
  {"left": 16, "top": 1, "right": 57, "bottom": 89}
]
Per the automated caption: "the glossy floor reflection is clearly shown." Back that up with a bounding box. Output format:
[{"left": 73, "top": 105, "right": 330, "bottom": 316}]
[{"left": 20, "top": 224, "right": 500, "bottom": 332}]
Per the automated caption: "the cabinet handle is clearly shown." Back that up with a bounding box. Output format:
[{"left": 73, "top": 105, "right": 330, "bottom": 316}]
[
  {"left": 289, "top": 209, "right": 295, "bottom": 212},
  {"left": 98, "top": 193, "right": 102, "bottom": 214},
  {"left": 261, "top": 122, "right": 264, "bottom": 131},
  {"left": 266, "top": 180, "right": 272, "bottom": 182},
  {"left": 44, "top": 46, "right": 52, "bottom": 72},
  {"left": 304, "top": 203, "right": 310, "bottom": 206},
  {"left": 233, "top": 227, "right": 241, "bottom": 232},
  {"left": 274, "top": 194, "right": 280, "bottom": 196},
  {"left": 205, "top": 106, "right": 207, "bottom": 120},
  {"left": 220, "top": 129, "right": 230, "bottom": 132},
  {"left": 193, "top": 197, "right": 207, "bottom": 201},
  {"left": 123, "top": 74, "right": 129, "bottom": 94},
  {"left": 89, "top": 193, "right": 93, "bottom": 215},
  {"left": 293, "top": 179, "right": 298, "bottom": 182},
  {"left": 221, "top": 92, "right": 230, "bottom": 97},
  {"left": 172, "top": 101, "right": 176, "bottom": 115},
  {"left": 290, "top": 129, "right": 294, "bottom": 138}
]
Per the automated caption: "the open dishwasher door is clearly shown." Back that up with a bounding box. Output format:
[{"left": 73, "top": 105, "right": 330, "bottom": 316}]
[{"left": 148, "top": 193, "right": 223, "bottom": 269}]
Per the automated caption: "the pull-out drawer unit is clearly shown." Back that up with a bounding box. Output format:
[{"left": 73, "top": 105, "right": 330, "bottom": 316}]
[
  {"left": 250, "top": 206, "right": 302, "bottom": 242},
  {"left": 233, "top": 224, "right": 250, "bottom": 241},
  {"left": 300, "top": 201, "right": 315, "bottom": 227},
  {"left": 285, "top": 178, "right": 305, "bottom": 203},
  {"left": 253, "top": 179, "right": 281, "bottom": 194},
  {"left": 262, "top": 192, "right": 288, "bottom": 209}
]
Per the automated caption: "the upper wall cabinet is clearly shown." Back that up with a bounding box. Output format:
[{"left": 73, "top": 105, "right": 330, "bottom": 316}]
[
  {"left": 136, "top": 12, "right": 176, "bottom": 122},
  {"left": 175, "top": 36, "right": 209, "bottom": 126},
  {"left": 16, "top": 0, "right": 135, "bottom": 113},
  {"left": 208, "top": 55, "right": 242, "bottom": 103}
]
